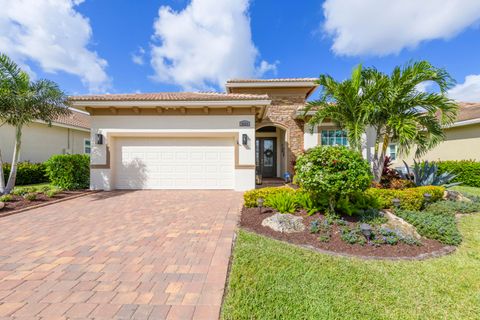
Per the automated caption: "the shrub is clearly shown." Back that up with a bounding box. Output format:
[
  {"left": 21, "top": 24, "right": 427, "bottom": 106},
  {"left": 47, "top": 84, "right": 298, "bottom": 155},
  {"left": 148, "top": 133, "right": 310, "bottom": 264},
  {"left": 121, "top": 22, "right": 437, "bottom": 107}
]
[
  {"left": 395, "top": 210, "right": 462, "bottom": 245},
  {"left": 267, "top": 191, "right": 297, "bottom": 214},
  {"left": 45, "top": 154, "right": 90, "bottom": 190},
  {"left": 23, "top": 193, "right": 37, "bottom": 201},
  {"left": 243, "top": 186, "right": 296, "bottom": 208},
  {"left": 2, "top": 162, "right": 48, "bottom": 186},
  {"left": 366, "top": 186, "right": 444, "bottom": 211},
  {"left": 400, "top": 160, "right": 459, "bottom": 187},
  {"left": 425, "top": 200, "right": 480, "bottom": 216},
  {"left": 295, "top": 146, "right": 372, "bottom": 214},
  {"left": 437, "top": 160, "right": 480, "bottom": 187},
  {"left": 0, "top": 194, "right": 13, "bottom": 202},
  {"left": 45, "top": 189, "right": 60, "bottom": 198},
  {"left": 295, "top": 191, "right": 325, "bottom": 215}
]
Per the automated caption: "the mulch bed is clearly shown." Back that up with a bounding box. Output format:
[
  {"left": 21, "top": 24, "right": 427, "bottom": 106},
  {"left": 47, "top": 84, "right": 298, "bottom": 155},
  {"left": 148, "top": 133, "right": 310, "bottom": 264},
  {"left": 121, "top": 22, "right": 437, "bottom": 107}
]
[
  {"left": 240, "top": 207, "right": 448, "bottom": 258},
  {"left": 0, "top": 190, "right": 91, "bottom": 214}
]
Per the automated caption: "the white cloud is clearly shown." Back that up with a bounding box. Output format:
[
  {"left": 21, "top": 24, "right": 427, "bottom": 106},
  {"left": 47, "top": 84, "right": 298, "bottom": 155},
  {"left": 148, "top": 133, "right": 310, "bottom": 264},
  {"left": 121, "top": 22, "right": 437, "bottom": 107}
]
[
  {"left": 131, "top": 47, "right": 146, "bottom": 66},
  {"left": 150, "top": 0, "right": 276, "bottom": 90},
  {"left": 448, "top": 74, "right": 480, "bottom": 102},
  {"left": 322, "top": 0, "right": 480, "bottom": 56},
  {"left": 0, "top": 0, "right": 110, "bottom": 92}
]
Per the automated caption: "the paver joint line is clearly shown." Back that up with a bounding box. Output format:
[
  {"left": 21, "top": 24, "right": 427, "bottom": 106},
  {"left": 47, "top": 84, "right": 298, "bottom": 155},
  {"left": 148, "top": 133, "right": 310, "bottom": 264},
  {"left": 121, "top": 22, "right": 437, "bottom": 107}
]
[{"left": 0, "top": 190, "right": 242, "bottom": 319}]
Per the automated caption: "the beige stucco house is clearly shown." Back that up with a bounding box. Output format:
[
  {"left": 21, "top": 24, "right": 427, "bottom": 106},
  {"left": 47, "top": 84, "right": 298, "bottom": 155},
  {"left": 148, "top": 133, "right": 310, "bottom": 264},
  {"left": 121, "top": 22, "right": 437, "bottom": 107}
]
[
  {"left": 0, "top": 109, "right": 91, "bottom": 163},
  {"left": 70, "top": 78, "right": 480, "bottom": 191}
]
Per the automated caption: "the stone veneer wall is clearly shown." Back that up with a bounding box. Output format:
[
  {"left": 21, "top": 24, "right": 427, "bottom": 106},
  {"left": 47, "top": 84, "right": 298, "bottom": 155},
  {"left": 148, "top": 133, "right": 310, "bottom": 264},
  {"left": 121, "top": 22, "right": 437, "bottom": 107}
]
[{"left": 262, "top": 95, "right": 305, "bottom": 174}]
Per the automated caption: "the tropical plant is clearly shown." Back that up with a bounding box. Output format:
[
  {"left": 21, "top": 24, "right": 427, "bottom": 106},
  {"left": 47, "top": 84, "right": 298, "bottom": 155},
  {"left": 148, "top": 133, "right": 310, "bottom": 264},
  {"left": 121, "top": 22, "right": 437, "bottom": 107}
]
[
  {"left": 295, "top": 146, "right": 372, "bottom": 215},
  {"left": 400, "top": 160, "right": 461, "bottom": 187},
  {"left": 366, "top": 61, "right": 458, "bottom": 182},
  {"left": 303, "top": 64, "right": 386, "bottom": 153},
  {"left": 266, "top": 191, "right": 297, "bottom": 214},
  {"left": 0, "top": 53, "right": 71, "bottom": 194}
]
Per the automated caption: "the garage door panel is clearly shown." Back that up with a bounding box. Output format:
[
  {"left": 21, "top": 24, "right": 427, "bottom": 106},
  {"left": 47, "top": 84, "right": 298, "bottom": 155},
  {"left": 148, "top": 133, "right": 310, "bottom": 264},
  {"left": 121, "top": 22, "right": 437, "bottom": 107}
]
[{"left": 114, "top": 137, "right": 234, "bottom": 189}]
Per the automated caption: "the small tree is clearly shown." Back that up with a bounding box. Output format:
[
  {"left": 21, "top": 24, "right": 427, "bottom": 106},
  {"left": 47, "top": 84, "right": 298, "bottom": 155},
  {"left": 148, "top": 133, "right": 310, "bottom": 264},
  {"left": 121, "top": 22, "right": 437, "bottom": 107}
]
[
  {"left": 366, "top": 61, "right": 458, "bottom": 182},
  {"left": 295, "top": 146, "right": 372, "bottom": 215},
  {"left": 0, "top": 53, "right": 71, "bottom": 194},
  {"left": 304, "top": 65, "right": 386, "bottom": 153}
]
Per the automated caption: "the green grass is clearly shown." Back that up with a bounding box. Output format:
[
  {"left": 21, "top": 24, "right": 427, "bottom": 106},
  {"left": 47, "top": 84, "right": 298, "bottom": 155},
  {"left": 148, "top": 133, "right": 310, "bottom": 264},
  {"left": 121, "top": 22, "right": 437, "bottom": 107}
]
[
  {"left": 450, "top": 185, "right": 480, "bottom": 198},
  {"left": 222, "top": 214, "right": 480, "bottom": 320}
]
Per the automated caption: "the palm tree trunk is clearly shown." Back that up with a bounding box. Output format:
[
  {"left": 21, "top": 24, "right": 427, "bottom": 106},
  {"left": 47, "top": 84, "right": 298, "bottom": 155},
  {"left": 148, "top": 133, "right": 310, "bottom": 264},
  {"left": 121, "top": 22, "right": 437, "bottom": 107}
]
[
  {"left": 374, "top": 134, "right": 390, "bottom": 183},
  {"left": 5, "top": 125, "right": 22, "bottom": 194},
  {"left": 372, "top": 128, "right": 382, "bottom": 182},
  {"left": 0, "top": 149, "right": 5, "bottom": 195}
]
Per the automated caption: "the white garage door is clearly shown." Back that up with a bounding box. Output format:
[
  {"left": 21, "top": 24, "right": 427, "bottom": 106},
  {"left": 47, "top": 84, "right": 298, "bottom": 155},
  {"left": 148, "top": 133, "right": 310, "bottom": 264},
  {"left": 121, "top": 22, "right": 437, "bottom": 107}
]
[{"left": 114, "top": 137, "right": 234, "bottom": 189}]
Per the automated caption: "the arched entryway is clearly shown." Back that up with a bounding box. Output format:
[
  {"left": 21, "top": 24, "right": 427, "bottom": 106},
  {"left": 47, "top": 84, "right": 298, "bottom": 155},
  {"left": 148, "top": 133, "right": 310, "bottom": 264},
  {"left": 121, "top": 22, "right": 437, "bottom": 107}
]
[{"left": 255, "top": 124, "right": 289, "bottom": 182}]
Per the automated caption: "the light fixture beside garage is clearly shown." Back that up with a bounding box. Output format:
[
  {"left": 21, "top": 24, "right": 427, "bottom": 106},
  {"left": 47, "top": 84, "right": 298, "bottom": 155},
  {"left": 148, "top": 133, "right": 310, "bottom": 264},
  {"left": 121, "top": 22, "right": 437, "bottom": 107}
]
[
  {"left": 96, "top": 133, "right": 104, "bottom": 145},
  {"left": 242, "top": 134, "right": 249, "bottom": 145}
]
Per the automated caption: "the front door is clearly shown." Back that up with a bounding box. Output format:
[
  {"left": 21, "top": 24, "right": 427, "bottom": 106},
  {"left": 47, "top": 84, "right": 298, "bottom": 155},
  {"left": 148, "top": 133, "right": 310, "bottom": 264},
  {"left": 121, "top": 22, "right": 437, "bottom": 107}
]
[{"left": 256, "top": 138, "right": 276, "bottom": 178}]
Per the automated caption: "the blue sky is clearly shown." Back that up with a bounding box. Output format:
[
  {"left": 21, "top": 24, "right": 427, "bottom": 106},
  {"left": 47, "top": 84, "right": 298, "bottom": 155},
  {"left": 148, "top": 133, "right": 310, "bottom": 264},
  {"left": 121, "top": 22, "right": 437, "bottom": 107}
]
[{"left": 1, "top": 0, "right": 480, "bottom": 101}]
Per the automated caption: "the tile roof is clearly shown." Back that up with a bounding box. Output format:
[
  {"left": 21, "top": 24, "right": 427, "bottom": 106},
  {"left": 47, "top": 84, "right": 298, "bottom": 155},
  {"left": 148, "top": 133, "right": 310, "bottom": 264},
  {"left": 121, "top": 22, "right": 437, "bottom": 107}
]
[
  {"left": 226, "top": 78, "right": 318, "bottom": 83},
  {"left": 52, "top": 108, "right": 90, "bottom": 130},
  {"left": 69, "top": 92, "right": 269, "bottom": 102},
  {"left": 456, "top": 102, "right": 480, "bottom": 122}
]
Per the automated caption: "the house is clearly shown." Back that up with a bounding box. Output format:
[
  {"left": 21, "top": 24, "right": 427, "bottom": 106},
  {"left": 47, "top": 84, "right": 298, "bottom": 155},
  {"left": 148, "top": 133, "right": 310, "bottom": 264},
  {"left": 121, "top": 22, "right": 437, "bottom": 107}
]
[
  {"left": 70, "top": 79, "right": 479, "bottom": 191},
  {"left": 0, "top": 108, "right": 91, "bottom": 163},
  {"left": 396, "top": 102, "right": 480, "bottom": 164}
]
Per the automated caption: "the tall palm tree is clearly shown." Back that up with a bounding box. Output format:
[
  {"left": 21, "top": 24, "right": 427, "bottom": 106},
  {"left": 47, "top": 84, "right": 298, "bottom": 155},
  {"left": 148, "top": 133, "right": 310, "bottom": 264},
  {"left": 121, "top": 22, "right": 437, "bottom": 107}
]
[
  {"left": 304, "top": 65, "right": 386, "bottom": 153},
  {"left": 367, "top": 61, "right": 458, "bottom": 182},
  {"left": 0, "top": 53, "right": 71, "bottom": 194}
]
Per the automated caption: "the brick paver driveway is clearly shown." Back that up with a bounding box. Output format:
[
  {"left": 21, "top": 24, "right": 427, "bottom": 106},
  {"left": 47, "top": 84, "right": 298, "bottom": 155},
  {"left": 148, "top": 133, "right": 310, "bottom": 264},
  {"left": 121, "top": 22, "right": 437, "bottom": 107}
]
[{"left": 0, "top": 190, "right": 243, "bottom": 319}]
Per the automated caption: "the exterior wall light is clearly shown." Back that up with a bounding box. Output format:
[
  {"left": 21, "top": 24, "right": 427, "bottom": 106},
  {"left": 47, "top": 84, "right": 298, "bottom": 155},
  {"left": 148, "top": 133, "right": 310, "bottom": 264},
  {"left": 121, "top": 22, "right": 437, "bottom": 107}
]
[
  {"left": 242, "top": 134, "right": 248, "bottom": 145},
  {"left": 96, "top": 133, "right": 104, "bottom": 145}
]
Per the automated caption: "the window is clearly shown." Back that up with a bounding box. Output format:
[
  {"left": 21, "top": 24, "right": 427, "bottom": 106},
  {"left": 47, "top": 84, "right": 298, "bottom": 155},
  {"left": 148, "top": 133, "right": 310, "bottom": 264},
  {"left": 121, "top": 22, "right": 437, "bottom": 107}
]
[
  {"left": 321, "top": 129, "right": 348, "bottom": 146},
  {"left": 84, "top": 139, "right": 91, "bottom": 154},
  {"left": 388, "top": 143, "right": 397, "bottom": 160}
]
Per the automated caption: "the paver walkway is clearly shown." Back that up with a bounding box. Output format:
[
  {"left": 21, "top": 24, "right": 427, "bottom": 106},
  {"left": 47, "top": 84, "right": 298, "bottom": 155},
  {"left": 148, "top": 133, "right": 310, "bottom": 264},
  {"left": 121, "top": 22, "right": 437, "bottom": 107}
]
[{"left": 0, "top": 190, "right": 243, "bottom": 319}]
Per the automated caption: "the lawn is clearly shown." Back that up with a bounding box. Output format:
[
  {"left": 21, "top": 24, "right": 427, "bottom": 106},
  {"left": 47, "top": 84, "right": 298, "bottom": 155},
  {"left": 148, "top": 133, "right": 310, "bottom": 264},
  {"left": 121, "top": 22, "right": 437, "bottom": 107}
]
[{"left": 222, "top": 214, "right": 480, "bottom": 319}]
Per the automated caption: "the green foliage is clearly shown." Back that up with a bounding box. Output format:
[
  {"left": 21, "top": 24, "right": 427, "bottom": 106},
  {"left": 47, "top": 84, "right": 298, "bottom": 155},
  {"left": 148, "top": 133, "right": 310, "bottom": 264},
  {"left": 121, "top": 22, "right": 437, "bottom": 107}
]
[
  {"left": 295, "top": 145, "right": 372, "bottom": 213},
  {"left": 425, "top": 200, "right": 480, "bottom": 216},
  {"left": 437, "top": 160, "right": 480, "bottom": 187},
  {"left": 335, "top": 192, "right": 381, "bottom": 216},
  {"left": 0, "top": 194, "right": 13, "bottom": 202},
  {"left": 401, "top": 160, "right": 460, "bottom": 187},
  {"left": 23, "top": 193, "right": 36, "bottom": 201},
  {"left": 45, "top": 189, "right": 60, "bottom": 198},
  {"left": 340, "top": 226, "right": 366, "bottom": 245},
  {"left": 266, "top": 191, "right": 297, "bottom": 214},
  {"left": 395, "top": 210, "right": 462, "bottom": 245},
  {"left": 295, "top": 191, "right": 324, "bottom": 215},
  {"left": 243, "top": 186, "right": 296, "bottom": 208},
  {"left": 45, "top": 154, "right": 90, "bottom": 190},
  {"left": 366, "top": 186, "right": 445, "bottom": 211},
  {"left": 2, "top": 162, "right": 48, "bottom": 186}
]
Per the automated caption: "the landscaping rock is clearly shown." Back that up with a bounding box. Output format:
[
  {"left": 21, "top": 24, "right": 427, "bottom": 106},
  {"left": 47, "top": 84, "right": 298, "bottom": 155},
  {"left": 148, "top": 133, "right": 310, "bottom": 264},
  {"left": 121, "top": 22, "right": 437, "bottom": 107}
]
[
  {"left": 0, "top": 202, "right": 4, "bottom": 210},
  {"left": 261, "top": 213, "right": 305, "bottom": 233},
  {"left": 443, "top": 190, "right": 472, "bottom": 202},
  {"left": 381, "top": 210, "right": 422, "bottom": 240}
]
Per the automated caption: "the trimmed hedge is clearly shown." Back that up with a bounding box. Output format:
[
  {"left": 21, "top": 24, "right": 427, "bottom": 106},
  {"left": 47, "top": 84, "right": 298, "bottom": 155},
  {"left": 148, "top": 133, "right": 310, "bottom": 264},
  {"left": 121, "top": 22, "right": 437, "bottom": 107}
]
[
  {"left": 365, "top": 186, "right": 445, "bottom": 211},
  {"left": 436, "top": 160, "right": 480, "bottom": 187},
  {"left": 45, "top": 154, "right": 90, "bottom": 190},
  {"left": 2, "top": 162, "right": 48, "bottom": 186}
]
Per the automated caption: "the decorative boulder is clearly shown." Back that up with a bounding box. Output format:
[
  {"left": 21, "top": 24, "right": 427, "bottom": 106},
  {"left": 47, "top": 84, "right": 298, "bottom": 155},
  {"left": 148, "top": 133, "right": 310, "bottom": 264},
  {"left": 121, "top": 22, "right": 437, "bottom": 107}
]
[
  {"left": 0, "top": 202, "right": 5, "bottom": 211},
  {"left": 381, "top": 210, "right": 422, "bottom": 240},
  {"left": 261, "top": 213, "right": 305, "bottom": 233},
  {"left": 443, "top": 190, "right": 472, "bottom": 202}
]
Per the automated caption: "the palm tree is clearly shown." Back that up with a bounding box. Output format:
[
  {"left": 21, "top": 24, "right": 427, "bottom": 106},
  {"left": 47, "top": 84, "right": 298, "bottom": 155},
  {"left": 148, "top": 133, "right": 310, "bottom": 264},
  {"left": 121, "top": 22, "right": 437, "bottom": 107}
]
[
  {"left": 304, "top": 65, "right": 386, "bottom": 153},
  {"left": 0, "top": 53, "right": 71, "bottom": 194},
  {"left": 367, "top": 61, "right": 458, "bottom": 182}
]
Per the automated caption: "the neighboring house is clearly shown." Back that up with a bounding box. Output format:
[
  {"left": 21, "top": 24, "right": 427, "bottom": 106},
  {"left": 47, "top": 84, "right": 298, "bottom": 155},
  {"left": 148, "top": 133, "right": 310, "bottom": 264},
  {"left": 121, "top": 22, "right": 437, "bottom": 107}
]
[
  {"left": 0, "top": 109, "right": 91, "bottom": 163},
  {"left": 70, "top": 79, "right": 479, "bottom": 191}
]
